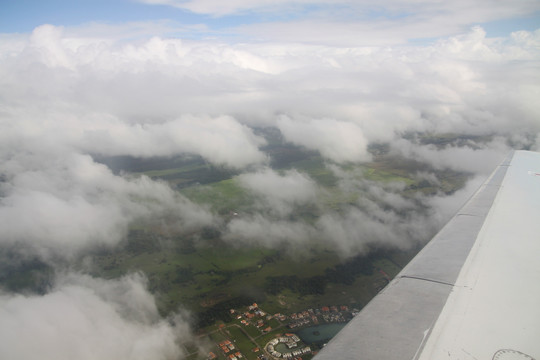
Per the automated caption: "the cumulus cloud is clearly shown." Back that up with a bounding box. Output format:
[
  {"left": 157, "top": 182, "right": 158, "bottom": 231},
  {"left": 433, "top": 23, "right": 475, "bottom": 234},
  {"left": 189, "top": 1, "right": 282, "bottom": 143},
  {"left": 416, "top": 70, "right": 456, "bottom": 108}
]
[
  {"left": 0, "top": 21, "right": 538, "bottom": 263},
  {"left": 277, "top": 116, "right": 371, "bottom": 163},
  {"left": 78, "top": 115, "right": 267, "bottom": 168},
  {"left": 236, "top": 168, "right": 318, "bottom": 216},
  {"left": 0, "top": 273, "right": 193, "bottom": 360},
  {"left": 313, "top": 169, "right": 493, "bottom": 257},
  {"left": 225, "top": 187, "right": 452, "bottom": 258},
  {"left": 225, "top": 214, "right": 315, "bottom": 248},
  {"left": 2, "top": 24, "right": 539, "bottom": 152},
  {"left": 225, "top": 162, "right": 477, "bottom": 257},
  {"left": 0, "top": 151, "right": 213, "bottom": 260},
  {"left": 390, "top": 137, "right": 510, "bottom": 175}
]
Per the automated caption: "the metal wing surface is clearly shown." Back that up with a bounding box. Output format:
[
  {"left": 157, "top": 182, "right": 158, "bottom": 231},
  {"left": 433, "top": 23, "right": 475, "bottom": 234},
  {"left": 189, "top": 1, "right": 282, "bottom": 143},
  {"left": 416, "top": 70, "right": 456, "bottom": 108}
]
[{"left": 314, "top": 150, "right": 540, "bottom": 360}]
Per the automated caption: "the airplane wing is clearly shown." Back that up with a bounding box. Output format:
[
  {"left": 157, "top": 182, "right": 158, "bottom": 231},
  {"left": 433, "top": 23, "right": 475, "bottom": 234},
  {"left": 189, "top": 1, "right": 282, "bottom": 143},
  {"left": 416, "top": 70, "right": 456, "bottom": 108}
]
[{"left": 314, "top": 150, "right": 540, "bottom": 360}]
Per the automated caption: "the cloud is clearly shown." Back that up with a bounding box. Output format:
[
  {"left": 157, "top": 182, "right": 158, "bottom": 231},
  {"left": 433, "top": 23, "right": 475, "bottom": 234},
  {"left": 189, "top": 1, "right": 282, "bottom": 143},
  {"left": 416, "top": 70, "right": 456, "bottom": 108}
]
[
  {"left": 225, "top": 214, "right": 315, "bottom": 248},
  {"left": 1, "top": 24, "right": 539, "bottom": 261},
  {"left": 224, "top": 183, "right": 451, "bottom": 257},
  {"left": 314, "top": 192, "right": 451, "bottom": 256},
  {"left": 390, "top": 137, "right": 511, "bottom": 175},
  {"left": 309, "top": 169, "right": 431, "bottom": 255},
  {"left": 225, "top": 163, "right": 475, "bottom": 257},
  {"left": 137, "top": 1, "right": 540, "bottom": 45},
  {"left": 78, "top": 115, "right": 268, "bottom": 168},
  {"left": 2, "top": 25, "right": 539, "bottom": 148},
  {"left": 236, "top": 168, "right": 318, "bottom": 216},
  {"left": 138, "top": 0, "right": 344, "bottom": 16},
  {"left": 139, "top": 0, "right": 540, "bottom": 21},
  {"left": 277, "top": 116, "right": 371, "bottom": 163},
  {"left": 0, "top": 151, "right": 214, "bottom": 260},
  {"left": 0, "top": 273, "right": 193, "bottom": 360}
]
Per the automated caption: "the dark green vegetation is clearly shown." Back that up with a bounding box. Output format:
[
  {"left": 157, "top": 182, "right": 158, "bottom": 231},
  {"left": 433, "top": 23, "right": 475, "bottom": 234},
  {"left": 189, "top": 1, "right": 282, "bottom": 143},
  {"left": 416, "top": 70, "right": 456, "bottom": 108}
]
[
  {"left": 90, "top": 232, "right": 414, "bottom": 328},
  {"left": 0, "top": 252, "right": 53, "bottom": 294}
]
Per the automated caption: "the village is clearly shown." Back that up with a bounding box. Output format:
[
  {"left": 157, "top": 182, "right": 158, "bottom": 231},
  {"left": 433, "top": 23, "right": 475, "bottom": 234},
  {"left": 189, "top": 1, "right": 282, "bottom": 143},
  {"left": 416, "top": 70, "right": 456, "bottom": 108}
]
[{"left": 203, "top": 302, "right": 359, "bottom": 360}]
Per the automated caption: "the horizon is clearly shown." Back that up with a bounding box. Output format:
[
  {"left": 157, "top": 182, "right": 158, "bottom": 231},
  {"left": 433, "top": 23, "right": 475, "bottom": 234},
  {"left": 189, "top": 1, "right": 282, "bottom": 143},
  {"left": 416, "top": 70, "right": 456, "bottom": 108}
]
[{"left": 2, "top": 0, "right": 540, "bottom": 44}]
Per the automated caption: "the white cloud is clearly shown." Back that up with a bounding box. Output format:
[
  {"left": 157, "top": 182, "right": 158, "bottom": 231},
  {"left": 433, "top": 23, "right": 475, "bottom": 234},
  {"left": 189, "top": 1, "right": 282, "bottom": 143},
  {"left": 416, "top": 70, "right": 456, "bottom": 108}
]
[
  {"left": 1, "top": 24, "right": 539, "bottom": 261},
  {"left": 390, "top": 137, "right": 511, "bottom": 175},
  {"left": 2, "top": 25, "right": 539, "bottom": 146},
  {"left": 0, "top": 152, "right": 213, "bottom": 260},
  {"left": 237, "top": 168, "right": 318, "bottom": 216},
  {"left": 225, "top": 214, "right": 314, "bottom": 247},
  {"left": 139, "top": 0, "right": 540, "bottom": 20},
  {"left": 138, "top": 0, "right": 343, "bottom": 16},
  {"left": 78, "top": 115, "right": 267, "bottom": 168},
  {"left": 224, "top": 179, "right": 453, "bottom": 257},
  {"left": 277, "top": 116, "right": 371, "bottom": 163},
  {"left": 0, "top": 273, "right": 192, "bottom": 360},
  {"left": 1, "top": 24, "right": 538, "bottom": 259}
]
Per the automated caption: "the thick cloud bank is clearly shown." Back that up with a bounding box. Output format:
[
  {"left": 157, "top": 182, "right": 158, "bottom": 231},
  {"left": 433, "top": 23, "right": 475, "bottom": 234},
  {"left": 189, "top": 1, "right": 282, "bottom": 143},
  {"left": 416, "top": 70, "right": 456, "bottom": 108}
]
[
  {"left": 1, "top": 25, "right": 538, "bottom": 165},
  {"left": 0, "top": 273, "right": 191, "bottom": 360},
  {"left": 1, "top": 22, "right": 539, "bottom": 261}
]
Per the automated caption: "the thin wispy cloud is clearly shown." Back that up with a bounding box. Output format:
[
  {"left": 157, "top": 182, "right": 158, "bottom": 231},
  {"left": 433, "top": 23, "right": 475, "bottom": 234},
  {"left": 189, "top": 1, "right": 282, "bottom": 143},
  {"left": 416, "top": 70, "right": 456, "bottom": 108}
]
[{"left": 137, "top": 0, "right": 540, "bottom": 44}]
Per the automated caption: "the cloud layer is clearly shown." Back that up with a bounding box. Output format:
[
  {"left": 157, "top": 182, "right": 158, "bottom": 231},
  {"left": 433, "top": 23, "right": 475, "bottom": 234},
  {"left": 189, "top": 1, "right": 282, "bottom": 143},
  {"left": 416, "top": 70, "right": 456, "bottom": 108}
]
[
  {"left": 1, "top": 18, "right": 540, "bottom": 360},
  {"left": 1, "top": 21, "right": 539, "bottom": 265},
  {"left": 0, "top": 273, "right": 192, "bottom": 360}
]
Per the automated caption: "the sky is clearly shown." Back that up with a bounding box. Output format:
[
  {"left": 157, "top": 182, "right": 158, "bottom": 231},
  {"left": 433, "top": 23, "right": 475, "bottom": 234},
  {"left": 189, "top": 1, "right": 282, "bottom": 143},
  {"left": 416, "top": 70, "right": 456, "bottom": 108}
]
[
  {"left": 2, "top": 0, "right": 540, "bottom": 42},
  {"left": 1, "top": 1, "right": 540, "bottom": 359}
]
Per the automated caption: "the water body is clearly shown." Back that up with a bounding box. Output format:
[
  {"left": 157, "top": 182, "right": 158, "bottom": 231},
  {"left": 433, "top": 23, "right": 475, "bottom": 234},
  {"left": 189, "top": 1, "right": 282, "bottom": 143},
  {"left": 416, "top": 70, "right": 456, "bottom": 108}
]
[{"left": 296, "top": 323, "right": 347, "bottom": 344}]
